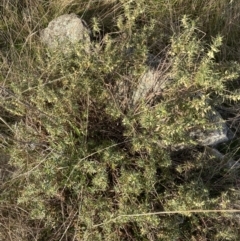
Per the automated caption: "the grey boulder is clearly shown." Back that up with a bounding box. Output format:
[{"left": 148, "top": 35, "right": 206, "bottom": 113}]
[
  {"left": 132, "top": 68, "right": 168, "bottom": 105},
  {"left": 190, "top": 109, "right": 234, "bottom": 146},
  {"left": 40, "top": 13, "right": 91, "bottom": 53}
]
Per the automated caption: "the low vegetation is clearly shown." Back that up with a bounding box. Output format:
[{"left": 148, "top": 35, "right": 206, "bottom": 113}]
[{"left": 1, "top": 0, "right": 240, "bottom": 240}]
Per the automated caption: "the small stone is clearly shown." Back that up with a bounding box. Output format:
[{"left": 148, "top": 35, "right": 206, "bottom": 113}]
[{"left": 190, "top": 109, "right": 234, "bottom": 146}]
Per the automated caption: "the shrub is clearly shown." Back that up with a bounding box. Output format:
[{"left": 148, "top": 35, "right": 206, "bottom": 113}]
[{"left": 1, "top": 0, "right": 240, "bottom": 240}]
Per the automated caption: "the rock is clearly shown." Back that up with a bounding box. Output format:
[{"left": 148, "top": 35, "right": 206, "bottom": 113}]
[
  {"left": 132, "top": 55, "right": 171, "bottom": 106},
  {"left": 130, "top": 49, "right": 177, "bottom": 106},
  {"left": 190, "top": 109, "right": 234, "bottom": 146},
  {"left": 40, "top": 13, "right": 91, "bottom": 53},
  {"left": 205, "top": 146, "right": 240, "bottom": 169},
  {"left": 132, "top": 68, "right": 167, "bottom": 105}
]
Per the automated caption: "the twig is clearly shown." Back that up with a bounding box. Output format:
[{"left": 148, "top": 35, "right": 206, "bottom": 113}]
[{"left": 93, "top": 209, "right": 240, "bottom": 227}]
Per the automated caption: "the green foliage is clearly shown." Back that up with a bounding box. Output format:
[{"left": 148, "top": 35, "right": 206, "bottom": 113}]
[
  {"left": 1, "top": 0, "right": 240, "bottom": 240},
  {"left": 136, "top": 15, "right": 239, "bottom": 148}
]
